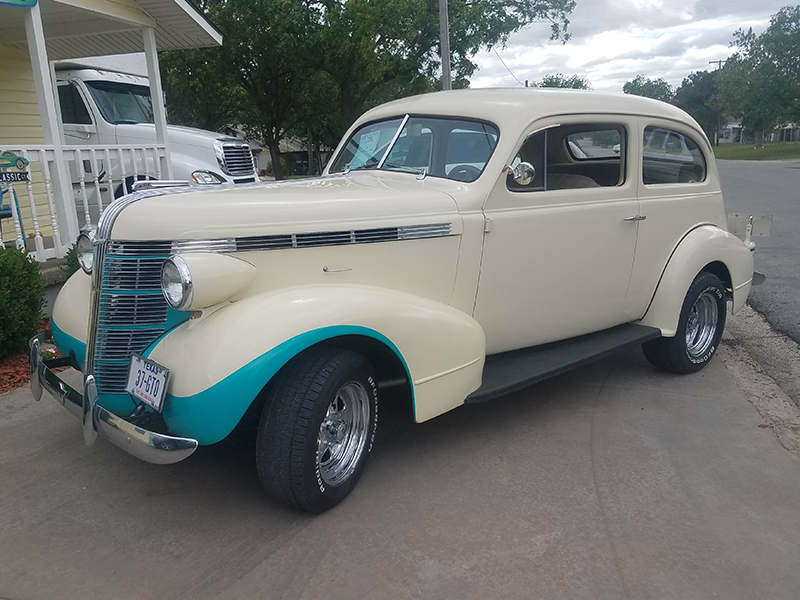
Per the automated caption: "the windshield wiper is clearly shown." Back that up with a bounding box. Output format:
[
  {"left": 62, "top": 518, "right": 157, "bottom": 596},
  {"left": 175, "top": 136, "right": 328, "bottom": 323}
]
[
  {"left": 382, "top": 162, "right": 426, "bottom": 176},
  {"left": 345, "top": 158, "right": 379, "bottom": 172}
]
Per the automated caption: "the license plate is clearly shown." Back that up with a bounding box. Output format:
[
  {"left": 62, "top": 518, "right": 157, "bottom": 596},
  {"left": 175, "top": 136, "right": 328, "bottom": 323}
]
[{"left": 126, "top": 354, "right": 170, "bottom": 412}]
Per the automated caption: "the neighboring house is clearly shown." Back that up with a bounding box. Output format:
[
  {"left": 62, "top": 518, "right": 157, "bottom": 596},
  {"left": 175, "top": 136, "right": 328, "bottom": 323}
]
[{"left": 0, "top": 0, "right": 221, "bottom": 261}]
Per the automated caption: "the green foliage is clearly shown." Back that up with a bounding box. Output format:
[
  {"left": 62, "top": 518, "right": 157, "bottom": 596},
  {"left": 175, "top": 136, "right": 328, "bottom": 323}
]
[
  {"left": 536, "top": 73, "right": 591, "bottom": 89},
  {"left": 0, "top": 248, "right": 44, "bottom": 359},
  {"left": 159, "top": 47, "right": 246, "bottom": 132},
  {"left": 161, "top": 0, "right": 577, "bottom": 179},
  {"left": 623, "top": 75, "right": 674, "bottom": 103},
  {"left": 674, "top": 70, "right": 721, "bottom": 143},
  {"left": 716, "top": 6, "right": 800, "bottom": 147},
  {"left": 60, "top": 244, "right": 80, "bottom": 279}
]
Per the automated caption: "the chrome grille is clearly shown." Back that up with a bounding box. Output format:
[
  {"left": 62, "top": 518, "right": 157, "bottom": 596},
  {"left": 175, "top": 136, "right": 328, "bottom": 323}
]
[
  {"left": 222, "top": 144, "right": 255, "bottom": 176},
  {"left": 92, "top": 241, "right": 171, "bottom": 394}
]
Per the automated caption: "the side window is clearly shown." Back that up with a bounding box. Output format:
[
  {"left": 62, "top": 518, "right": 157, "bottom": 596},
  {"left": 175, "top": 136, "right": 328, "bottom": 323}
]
[
  {"left": 642, "top": 126, "right": 707, "bottom": 184},
  {"left": 57, "top": 83, "right": 92, "bottom": 125},
  {"left": 508, "top": 123, "right": 625, "bottom": 192}
]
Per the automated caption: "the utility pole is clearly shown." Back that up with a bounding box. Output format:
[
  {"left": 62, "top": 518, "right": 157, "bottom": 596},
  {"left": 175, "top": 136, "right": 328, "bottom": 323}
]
[
  {"left": 439, "top": 0, "right": 451, "bottom": 90},
  {"left": 709, "top": 59, "right": 726, "bottom": 70}
]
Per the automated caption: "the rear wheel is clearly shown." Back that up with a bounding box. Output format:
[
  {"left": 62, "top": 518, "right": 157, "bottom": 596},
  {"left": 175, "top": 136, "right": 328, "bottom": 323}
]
[
  {"left": 643, "top": 271, "right": 727, "bottom": 374},
  {"left": 256, "top": 348, "right": 378, "bottom": 512}
]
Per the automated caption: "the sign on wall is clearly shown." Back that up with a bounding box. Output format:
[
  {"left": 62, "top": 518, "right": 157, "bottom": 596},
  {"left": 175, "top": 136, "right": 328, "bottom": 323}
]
[{"left": 0, "top": 0, "right": 37, "bottom": 6}]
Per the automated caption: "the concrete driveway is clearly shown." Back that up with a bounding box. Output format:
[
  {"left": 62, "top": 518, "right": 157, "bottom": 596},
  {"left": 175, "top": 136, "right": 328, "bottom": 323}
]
[{"left": 2, "top": 333, "right": 800, "bottom": 600}]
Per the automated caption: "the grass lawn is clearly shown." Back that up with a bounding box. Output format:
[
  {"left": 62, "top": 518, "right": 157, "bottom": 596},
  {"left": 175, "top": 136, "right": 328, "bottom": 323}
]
[{"left": 713, "top": 141, "right": 800, "bottom": 161}]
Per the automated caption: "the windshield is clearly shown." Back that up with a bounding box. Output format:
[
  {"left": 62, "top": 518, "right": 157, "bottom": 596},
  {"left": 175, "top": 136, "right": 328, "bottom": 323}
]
[
  {"left": 85, "top": 81, "right": 155, "bottom": 125},
  {"left": 330, "top": 115, "right": 499, "bottom": 183}
]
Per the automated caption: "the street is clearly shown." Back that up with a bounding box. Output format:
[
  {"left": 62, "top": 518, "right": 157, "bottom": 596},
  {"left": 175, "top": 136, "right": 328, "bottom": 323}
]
[
  {"left": 718, "top": 159, "right": 800, "bottom": 344},
  {"left": 2, "top": 341, "right": 800, "bottom": 600}
]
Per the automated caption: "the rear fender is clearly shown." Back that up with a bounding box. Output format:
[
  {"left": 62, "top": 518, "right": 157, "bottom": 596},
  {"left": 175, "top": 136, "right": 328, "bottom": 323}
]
[
  {"left": 146, "top": 284, "right": 486, "bottom": 443},
  {"left": 637, "top": 225, "right": 754, "bottom": 336}
]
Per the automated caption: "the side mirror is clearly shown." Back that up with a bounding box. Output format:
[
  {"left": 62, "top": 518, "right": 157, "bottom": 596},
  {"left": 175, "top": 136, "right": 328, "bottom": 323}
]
[{"left": 509, "top": 161, "right": 536, "bottom": 186}]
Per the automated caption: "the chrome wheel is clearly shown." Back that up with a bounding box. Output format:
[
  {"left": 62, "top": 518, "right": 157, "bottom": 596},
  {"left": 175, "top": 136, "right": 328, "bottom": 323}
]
[
  {"left": 685, "top": 290, "right": 719, "bottom": 360},
  {"left": 317, "top": 381, "right": 371, "bottom": 487}
]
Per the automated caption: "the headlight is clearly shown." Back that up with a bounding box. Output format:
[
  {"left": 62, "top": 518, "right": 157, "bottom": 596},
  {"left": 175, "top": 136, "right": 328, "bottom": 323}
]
[
  {"left": 213, "top": 139, "right": 227, "bottom": 174},
  {"left": 161, "top": 253, "right": 256, "bottom": 311},
  {"left": 76, "top": 231, "right": 95, "bottom": 274},
  {"left": 191, "top": 170, "right": 225, "bottom": 185},
  {"left": 161, "top": 255, "right": 193, "bottom": 310}
]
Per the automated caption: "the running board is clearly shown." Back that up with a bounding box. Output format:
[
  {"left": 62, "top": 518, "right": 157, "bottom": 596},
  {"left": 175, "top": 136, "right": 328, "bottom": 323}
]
[{"left": 466, "top": 324, "right": 662, "bottom": 404}]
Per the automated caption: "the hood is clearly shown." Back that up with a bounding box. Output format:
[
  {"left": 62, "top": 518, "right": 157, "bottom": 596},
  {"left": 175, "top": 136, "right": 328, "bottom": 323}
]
[
  {"left": 114, "top": 123, "right": 237, "bottom": 150},
  {"left": 108, "top": 172, "right": 461, "bottom": 241}
]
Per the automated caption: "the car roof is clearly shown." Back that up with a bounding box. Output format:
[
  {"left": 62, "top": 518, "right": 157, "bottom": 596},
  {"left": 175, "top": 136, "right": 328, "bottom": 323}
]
[{"left": 356, "top": 88, "right": 701, "bottom": 134}]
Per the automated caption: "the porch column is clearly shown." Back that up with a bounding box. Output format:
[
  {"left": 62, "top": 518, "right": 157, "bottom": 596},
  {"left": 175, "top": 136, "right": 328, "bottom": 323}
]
[
  {"left": 24, "top": 1, "right": 78, "bottom": 250},
  {"left": 143, "top": 26, "right": 173, "bottom": 179}
]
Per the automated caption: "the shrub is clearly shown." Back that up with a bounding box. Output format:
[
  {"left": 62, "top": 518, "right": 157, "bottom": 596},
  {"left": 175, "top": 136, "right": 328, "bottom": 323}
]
[
  {"left": 61, "top": 244, "right": 80, "bottom": 279},
  {"left": 0, "top": 248, "right": 45, "bottom": 358}
]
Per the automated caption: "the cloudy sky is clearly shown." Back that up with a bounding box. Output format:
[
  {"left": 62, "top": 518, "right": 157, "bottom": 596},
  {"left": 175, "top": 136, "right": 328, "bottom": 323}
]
[{"left": 470, "top": 0, "right": 791, "bottom": 92}]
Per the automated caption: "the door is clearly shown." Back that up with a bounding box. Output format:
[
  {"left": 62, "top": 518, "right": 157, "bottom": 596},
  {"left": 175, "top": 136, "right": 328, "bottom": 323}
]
[{"left": 474, "top": 119, "right": 641, "bottom": 354}]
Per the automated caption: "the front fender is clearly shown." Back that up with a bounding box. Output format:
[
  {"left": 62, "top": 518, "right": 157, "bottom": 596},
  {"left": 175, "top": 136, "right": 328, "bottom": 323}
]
[
  {"left": 637, "top": 225, "right": 754, "bottom": 336},
  {"left": 146, "top": 285, "right": 486, "bottom": 443}
]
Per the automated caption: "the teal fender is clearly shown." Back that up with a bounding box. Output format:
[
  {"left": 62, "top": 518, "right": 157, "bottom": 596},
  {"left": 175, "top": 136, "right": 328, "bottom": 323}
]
[
  {"left": 637, "top": 225, "right": 754, "bottom": 336},
  {"left": 145, "top": 284, "right": 487, "bottom": 444}
]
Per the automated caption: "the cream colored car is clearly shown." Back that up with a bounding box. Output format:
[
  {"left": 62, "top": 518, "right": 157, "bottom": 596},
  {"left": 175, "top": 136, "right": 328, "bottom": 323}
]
[{"left": 32, "top": 89, "right": 755, "bottom": 512}]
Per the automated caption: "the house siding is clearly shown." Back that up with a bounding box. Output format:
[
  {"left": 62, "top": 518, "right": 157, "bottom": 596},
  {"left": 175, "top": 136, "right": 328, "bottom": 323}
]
[{"left": 0, "top": 43, "right": 53, "bottom": 247}]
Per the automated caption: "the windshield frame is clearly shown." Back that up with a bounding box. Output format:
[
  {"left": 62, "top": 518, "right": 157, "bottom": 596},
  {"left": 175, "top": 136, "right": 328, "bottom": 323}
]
[
  {"left": 84, "top": 80, "right": 155, "bottom": 125},
  {"left": 330, "top": 113, "right": 500, "bottom": 183}
]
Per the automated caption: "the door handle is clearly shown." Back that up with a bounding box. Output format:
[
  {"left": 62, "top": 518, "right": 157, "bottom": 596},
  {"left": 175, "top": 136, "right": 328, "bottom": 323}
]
[{"left": 623, "top": 214, "right": 646, "bottom": 222}]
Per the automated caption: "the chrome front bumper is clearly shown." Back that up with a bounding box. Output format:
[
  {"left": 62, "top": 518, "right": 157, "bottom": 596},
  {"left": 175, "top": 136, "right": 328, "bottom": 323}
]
[{"left": 29, "top": 335, "right": 198, "bottom": 465}]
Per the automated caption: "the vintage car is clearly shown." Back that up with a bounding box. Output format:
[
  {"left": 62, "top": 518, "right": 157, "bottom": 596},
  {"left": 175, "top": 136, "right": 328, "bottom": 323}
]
[{"left": 31, "top": 89, "right": 756, "bottom": 513}]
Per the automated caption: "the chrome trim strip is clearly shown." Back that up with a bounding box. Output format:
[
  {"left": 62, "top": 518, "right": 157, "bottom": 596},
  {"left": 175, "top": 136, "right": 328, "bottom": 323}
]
[
  {"left": 152, "top": 223, "right": 455, "bottom": 255},
  {"left": 377, "top": 114, "right": 410, "bottom": 169},
  {"left": 85, "top": 239, "right": 108, "bottom": 375}
]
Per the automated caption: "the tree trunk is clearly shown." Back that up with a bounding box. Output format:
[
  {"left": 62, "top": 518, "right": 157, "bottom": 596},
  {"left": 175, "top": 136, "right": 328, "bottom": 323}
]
[
  {"left": 268, "top": 137, "right": 284, "bottom": 180},
  {"left": 754, "top": 129, "right": 764, "bottom": 149}
]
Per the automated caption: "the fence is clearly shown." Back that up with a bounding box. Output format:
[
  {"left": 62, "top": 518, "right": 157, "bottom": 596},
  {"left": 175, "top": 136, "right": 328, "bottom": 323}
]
[{"left": 0, "top": 144, "right": 166, "bottom": 261}]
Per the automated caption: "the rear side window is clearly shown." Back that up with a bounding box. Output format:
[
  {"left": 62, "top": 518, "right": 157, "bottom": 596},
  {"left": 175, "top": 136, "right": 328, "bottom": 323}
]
[
  {"left": 57, "top": 83, "right": 92, "bottom": 125},
  {"left": 642, "top": 126, "right": 706, "bottom": 184}
]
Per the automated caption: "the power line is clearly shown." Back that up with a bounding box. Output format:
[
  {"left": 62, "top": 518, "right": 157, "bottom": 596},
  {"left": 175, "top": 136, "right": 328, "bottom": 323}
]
[{"left": 493, "top": 48, "right": 525, "bottom": 86}]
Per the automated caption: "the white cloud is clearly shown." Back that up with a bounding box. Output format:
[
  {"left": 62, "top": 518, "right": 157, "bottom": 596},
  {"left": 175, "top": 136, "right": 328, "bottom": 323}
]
[{"left": 469, "top": 0, "right": 788, "bottom": 91}]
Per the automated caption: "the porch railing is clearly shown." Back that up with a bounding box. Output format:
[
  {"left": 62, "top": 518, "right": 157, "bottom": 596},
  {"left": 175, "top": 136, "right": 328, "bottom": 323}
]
[{"left": 0, "top": 144, "right": 166, "bottom": 262}]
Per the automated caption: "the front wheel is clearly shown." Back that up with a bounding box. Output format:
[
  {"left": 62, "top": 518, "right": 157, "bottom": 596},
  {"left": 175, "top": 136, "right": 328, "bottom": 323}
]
[
  {"left": 643, "top": 271, "right": 727, "bottom": 374},
  {"left": 256, "top": 348, "right": 378, "bottom": 512}
]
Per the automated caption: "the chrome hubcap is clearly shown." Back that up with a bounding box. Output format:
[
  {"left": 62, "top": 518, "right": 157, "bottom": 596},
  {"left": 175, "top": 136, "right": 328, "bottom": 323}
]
[
  {"left": 317, "top": 381, "right": 370, "bottom": 487},
  {"left": 685, "top": 291, "right": 719, "bottom": 359}
]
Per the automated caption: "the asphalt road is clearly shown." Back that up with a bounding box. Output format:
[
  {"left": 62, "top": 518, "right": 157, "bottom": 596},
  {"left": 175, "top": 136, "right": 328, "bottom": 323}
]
[
  {"left": 718, "top": 159, "right": 800, "bottom": 343},
  {"left": 3, "top": 345, "right": 800, "bottom": 600}
]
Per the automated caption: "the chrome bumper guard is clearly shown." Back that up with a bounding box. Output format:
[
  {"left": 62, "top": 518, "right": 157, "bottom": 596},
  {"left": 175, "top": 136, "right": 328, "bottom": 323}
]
[{"left": 29, "top": 335, "right": 198, "bottom": 465}]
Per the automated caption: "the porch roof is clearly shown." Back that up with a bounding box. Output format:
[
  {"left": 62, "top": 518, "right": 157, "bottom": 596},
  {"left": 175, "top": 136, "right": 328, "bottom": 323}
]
[{"left": 0, "top": 0, "right": 221, "bottom": 59}]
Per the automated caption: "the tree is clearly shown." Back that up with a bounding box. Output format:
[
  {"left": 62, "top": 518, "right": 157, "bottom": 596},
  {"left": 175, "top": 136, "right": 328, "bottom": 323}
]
[
  {"left": 536, "top": 73, "right": 591, "bottom": 89},
  {"left": 674, "top": 70, "right": 721, "bottom": 144},
  {"left": 716, "top": 54, "right": 786, "bottom": 148},
  {"left": 159, "top": 47, "right": 244, "bottom": 132},
  {"left": 716, "top": 7, "right": 800, "bottom": 147},
  {"left": 622, "top": 75, "right": 674, "bottom": 103},
  {"left": 160, "top": 0, "right": 578, "bottom": 178},
  {"left": 317, "top": 0, "right": 577, "bottom": 136},
  {"left": 209, "top": 0, "right": 321, "bottom": 180}
]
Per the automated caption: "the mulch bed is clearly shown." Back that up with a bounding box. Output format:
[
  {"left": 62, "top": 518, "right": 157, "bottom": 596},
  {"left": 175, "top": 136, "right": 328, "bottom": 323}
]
[{"left": 0, "top": 318, "right": 55, "bottom": 395}]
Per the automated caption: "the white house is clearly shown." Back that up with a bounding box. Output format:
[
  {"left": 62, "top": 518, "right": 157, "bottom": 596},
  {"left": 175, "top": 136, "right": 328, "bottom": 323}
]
[{"left": 0, "top": 0, "right": 221, "bottom": 261}]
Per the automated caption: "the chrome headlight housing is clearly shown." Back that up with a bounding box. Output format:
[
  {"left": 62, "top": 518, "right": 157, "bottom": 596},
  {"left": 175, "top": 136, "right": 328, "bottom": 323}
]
[
  {"left": 213, "top": 139, "right": 227, "bottom": 174},
  {"left": 160, "top": 253, "right": 256, "bottom": 312},
  {"left": 161, "top": 255, "right": 193, "bottom": 310},
  {"left": 191, "top": 170, "right": 225, "bottom": 185},
  {"left": 76, "top": 230, "right": 96, "bottom": 274}
]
